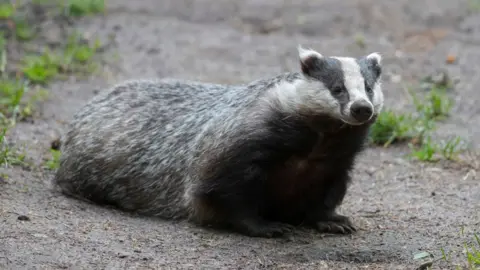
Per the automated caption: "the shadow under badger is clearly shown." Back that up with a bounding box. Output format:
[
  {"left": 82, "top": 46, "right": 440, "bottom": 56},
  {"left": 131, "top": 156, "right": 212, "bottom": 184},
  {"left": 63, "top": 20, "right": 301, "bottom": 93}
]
[{"left": 54, "top": 46, "right": 384, "bottom": 238}]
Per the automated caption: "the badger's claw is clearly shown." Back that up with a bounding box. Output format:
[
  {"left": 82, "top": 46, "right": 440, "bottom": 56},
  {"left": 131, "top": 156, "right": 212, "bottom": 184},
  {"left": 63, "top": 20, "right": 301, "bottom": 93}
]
[
  {"left": 313, "top": 214, "right": 357, "bottom": 234},
  {"left": 233, "top": 218, "right": 295, "bottom": 238}
]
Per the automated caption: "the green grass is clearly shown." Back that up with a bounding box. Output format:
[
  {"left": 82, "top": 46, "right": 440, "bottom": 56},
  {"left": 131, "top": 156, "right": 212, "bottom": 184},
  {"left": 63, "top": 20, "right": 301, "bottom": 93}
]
[
  {"left": 61, "top": 0, "right": 105, "bottom": 17},
  {"left": 412, "top": 86, "right": 454, "bottom": 121},
  {"left": 464, "top": 234, "right": 480, "bottom": 269},
  {"left": 408, "top": 136, "right": 466, "bottom": 162},
  {"left": 369, "top": 110, "right": 419, "bottom": 147},
  {"left": 0, "top": 79, "right": 27, "bottom": 125},
  {"left": 409, "top": 136, "right": 438, "bottom": 162},
  {"left": 0, "top": 77, "right": 48, "bottom": 135},
  {"left": 31, "top": 0, "right": 105, "bottom": 16},
  {"left": 62, "top": 31, "right": 102, "bottom": 72},
  {"left": 22, "top": 32, "right": 101, "bottom": 84},
  {"left": 0, "top": 2, "right": 36, "bottom": 41},
  {"left": 14, "top": 18, "right": 36, "bottom": 41},
  {"left": 0, "top": 2, "right": 15, "bottom": 19},
  {"left": 369, "top": 81, "right": 465, "bottom": 162},
  {"left": 0, "top": 27, "right": 49, "bottom": 126},
  {"left": 440, "top": 232, "right": 480, "bottom": 270},
  {"left": 44, "top": 148, "right": 61, "bottom": 170},
  {"left": 0, "top": 128, "right": 27, "bottom": 169},
  {"left": 0, "top": 0, "right": 105, "bottom": 173},
  {"left": 22, "top": 50, "right": 61, "bottom": 84},
  {"left": 440, "top": 136, "right": 465, "bottom": 161}
]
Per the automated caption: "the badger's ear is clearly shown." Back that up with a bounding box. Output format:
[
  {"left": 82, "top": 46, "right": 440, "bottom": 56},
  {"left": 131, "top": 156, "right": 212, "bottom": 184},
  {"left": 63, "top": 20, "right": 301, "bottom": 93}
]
[
  {"left": 365, "top": 52, "right": 382, "bottom": 77},
  {"left": 297, "top": 45, "right": 324, "bottom": 77},
  {"left": 366, "top": 52, "right": 382, "bottom": 66}
]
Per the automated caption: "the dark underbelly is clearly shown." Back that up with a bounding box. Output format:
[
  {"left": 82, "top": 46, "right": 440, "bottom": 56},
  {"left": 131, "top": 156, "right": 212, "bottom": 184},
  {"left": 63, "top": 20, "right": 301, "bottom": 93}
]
[{"left": 263, "top": 157, "right": 332, "bottom": 223}]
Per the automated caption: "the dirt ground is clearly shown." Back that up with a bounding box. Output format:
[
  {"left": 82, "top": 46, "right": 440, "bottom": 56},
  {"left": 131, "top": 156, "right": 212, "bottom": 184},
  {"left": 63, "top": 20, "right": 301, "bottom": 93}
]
[{"left": 1, "top": 0, "right": 480, "bottom": 269}]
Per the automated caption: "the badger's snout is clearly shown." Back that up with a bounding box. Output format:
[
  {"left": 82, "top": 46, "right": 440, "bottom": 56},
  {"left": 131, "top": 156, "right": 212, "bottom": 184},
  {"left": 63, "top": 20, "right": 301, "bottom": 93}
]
[{"left": 350, "top": 100, "right": 373, "bottom": 122}]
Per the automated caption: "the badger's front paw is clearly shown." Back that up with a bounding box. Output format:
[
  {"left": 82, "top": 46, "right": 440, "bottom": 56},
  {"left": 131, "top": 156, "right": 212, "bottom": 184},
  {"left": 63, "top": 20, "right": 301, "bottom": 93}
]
[
  {"left": 313, "top": 214, "right": 357, "bottom": 234},
  {"left": 233, "top": 218, "right": 295, "bottom": 238}
]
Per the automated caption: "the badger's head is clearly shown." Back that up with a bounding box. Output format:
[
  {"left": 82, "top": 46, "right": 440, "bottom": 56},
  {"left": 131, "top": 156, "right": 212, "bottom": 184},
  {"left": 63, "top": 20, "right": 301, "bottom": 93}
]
[{"left": 292, "top": 46, "right": 383, "bottom": 126}]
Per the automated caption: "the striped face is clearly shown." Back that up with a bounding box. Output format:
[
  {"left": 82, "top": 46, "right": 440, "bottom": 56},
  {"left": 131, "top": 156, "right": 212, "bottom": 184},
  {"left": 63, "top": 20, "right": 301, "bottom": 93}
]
[{"left": 295, "top": 47, "right": 383, "bottom": 125}]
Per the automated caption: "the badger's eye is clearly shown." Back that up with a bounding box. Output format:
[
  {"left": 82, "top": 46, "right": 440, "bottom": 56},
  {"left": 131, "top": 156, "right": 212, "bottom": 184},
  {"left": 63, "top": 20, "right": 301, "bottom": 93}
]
[
  {"left": 365, "top": 82, "right": 373, "bottom": 94},
  {"left": 332, "top": 86, "right": 344, "bottom": 96}
]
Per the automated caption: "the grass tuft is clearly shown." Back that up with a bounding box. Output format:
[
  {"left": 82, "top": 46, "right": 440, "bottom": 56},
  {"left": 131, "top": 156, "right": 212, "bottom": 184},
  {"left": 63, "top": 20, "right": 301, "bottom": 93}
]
[
  {"left": 22, "top": 50, "right": 61, "bottom": 84},
  {"left": 369, "top": 110, "right": 419, "bottom": 147},
  {"left": 0, "top": 128, "right": 26, "bottom": 169},
  {"left": 14, "top": 18, "right": 36, "bottom": 41},
  {"left": 0, "top": 2, "right": 15, "bottom": 19},
  {"left": 441, "top": 232, "right": 480, "bottom": 270},
  {"left": 61, "top": 0, "right": 105, "bottom": 17},
  {"left": 44, "top": 148, "right": 61, "bottom": 170},
  {"left": 369, "top": 79, "right": 465, "bottom": 162},
  {"left": 0, "top": 78, "right": 27, "bottom": 125},
  {"left": 22, "top": 32, "right": 101, "bottom": 84},
  {"left": 412, "top": 85, "right": 454, "bottom": 121}
]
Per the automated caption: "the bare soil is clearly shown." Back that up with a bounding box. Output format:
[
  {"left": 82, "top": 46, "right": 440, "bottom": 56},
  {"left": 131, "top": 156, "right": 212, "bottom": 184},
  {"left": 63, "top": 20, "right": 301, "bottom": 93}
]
[{"left": 1, "top": 0, "right": 479, "bottom": 269}]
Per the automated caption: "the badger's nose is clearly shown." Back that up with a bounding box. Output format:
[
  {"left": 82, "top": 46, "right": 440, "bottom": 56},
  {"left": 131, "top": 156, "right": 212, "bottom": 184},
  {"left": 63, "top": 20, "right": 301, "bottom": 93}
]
[{"left": 350, "top": 100, "right": 373, "bottom": 122}]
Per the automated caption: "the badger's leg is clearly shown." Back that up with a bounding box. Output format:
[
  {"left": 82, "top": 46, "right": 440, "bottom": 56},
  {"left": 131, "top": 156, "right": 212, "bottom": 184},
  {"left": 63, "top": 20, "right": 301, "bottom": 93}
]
[
  {"left": 229, "top": 215, "right": 295, "bottom": 238},
  {"left": 306, "top": 170, "right": 357, "bottom": 234},
  {"left": 312, "top": 211, "right": 356, "bottom": 234},
  {"left": 194, "top": 163, "right": 294, "bottom": 238}
]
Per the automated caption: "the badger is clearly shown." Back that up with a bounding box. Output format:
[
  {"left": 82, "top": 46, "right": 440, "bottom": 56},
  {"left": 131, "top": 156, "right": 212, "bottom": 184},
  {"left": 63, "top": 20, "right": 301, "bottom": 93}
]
[{"left": 53, "top": 46, "right": 384, "bottom": 238}]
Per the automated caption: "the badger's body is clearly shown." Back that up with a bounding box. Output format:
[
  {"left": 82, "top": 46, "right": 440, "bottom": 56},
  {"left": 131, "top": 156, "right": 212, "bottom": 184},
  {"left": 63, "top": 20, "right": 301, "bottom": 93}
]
[{"left": 54, "top": 47, "right": 384, "bottom": 237}]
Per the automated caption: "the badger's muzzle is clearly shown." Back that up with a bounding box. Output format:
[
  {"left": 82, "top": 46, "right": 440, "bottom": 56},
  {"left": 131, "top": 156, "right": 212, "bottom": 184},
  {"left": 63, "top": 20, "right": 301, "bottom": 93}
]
[{"left": 350, "top": 100, "right": 373, "bottom": 123}]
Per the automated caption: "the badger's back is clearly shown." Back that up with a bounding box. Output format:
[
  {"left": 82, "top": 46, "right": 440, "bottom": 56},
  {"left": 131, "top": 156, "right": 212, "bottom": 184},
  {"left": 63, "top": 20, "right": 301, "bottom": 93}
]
[{"left": 53, "top": 79, "right": 246, "bottom": 218}]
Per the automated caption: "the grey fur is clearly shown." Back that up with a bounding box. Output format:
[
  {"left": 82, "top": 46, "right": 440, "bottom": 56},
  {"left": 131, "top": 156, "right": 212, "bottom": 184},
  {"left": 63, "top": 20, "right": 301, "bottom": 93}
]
[
  {"left": 54, "top": 73, "right": 300, "bottom": 218},
  {"left": 53, "top": 47, "right": 384, "bottom": 237}
]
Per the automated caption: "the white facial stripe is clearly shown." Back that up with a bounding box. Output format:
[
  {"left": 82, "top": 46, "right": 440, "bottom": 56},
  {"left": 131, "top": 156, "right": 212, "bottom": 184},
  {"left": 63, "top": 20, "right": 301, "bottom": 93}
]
[{"left": 332, "top": 57, "right": 373, "bottom": 109}]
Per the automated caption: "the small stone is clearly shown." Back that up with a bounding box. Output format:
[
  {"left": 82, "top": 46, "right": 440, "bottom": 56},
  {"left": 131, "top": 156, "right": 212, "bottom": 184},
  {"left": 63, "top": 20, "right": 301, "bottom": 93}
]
[
  {"left": 431, "top": 191, "right": 436, "bottom": 196},
  {"left": 118, "top": 252, "right": 130, "bottom": 258},
  {"left": 147, "top": 48, "right": 160, "bottom": 55},
  {"left": 390, "top": 74, "right": 402, "bottom": 83},
  {"left": 446, "top": 54, "right": 456, "bottom": 64},
  {"left": 17, "top": 215, "right": 30, "bottom": 221}
]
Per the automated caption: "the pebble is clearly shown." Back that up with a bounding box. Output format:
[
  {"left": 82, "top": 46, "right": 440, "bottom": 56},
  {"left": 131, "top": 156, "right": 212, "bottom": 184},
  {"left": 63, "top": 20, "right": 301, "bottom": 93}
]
[
  {"left": 118, "top": 252, "right": 130, "bottom": 258},
  {"left": 17, "top": 215, "right": 30, "bottom": 221}
]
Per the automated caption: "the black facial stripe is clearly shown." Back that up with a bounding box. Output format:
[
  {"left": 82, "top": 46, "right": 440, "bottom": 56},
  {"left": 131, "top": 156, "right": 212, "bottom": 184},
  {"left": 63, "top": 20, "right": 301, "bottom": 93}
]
[
  {"left": 301, "top": 56, "right": 350, "bottom": 113},
  {"left": 356, "top": 57, "right": 381, "bottom": 103}
]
